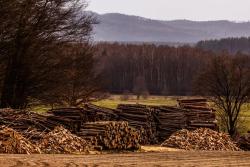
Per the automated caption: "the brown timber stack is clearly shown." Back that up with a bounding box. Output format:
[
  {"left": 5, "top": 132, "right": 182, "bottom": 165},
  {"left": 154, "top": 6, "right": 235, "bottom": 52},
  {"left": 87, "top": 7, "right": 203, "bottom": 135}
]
[
  {"left": 48, "top": 104, "right": 119, "bottom": 132},
  {"left": 177, "top": 98, "right": 218, "bottom": 130},
  {"left": 77, "top": 121, "right": 140, "bottom": 150},
  {"left": 117, "top": 104, "right": 157, "bottom": 144},
  {"left": 48, "top": 108, "right": 88, "bottom": 132},
  {"left": 151, "top": 106, "right": 187, "bottom": 142},
  {"left": 84, "top": 104, "right": 119, "bottom": 122}
]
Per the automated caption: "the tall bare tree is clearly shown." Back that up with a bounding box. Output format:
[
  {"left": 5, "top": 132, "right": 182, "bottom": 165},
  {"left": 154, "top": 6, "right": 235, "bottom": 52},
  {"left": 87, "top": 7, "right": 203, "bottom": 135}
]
[
  {"left": 0, "top": 0, "right": 96, "bottom": 108},
  {"left": 195, "top": 53, "right": 250, "bottom": 136},
  {"left": 55, "top": 43, "right": 100, "bottom": 107}
]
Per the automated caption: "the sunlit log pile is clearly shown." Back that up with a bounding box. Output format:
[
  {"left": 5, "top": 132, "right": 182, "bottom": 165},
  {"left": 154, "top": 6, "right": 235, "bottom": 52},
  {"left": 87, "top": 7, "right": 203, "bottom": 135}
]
[
  {"left": 77, "top": 121, "right": 140, "bottom": 150},
  {"left": 39, "top": 126, "right": 90, "bottom": 154},
  {"left": 117, "top": 104, "right": 157, "bottom": 144},
  {"left": 0, "top": 126, "right": 41, "bottom": 154},
  {"left": 0, "top": 97, "right": 220, "bottom": 153},
  {"left": 0, "top": 125, "right": 90, "bottom": 154},
  {"left": 161, "top": 128, "right": 241, "bottom": 151}
]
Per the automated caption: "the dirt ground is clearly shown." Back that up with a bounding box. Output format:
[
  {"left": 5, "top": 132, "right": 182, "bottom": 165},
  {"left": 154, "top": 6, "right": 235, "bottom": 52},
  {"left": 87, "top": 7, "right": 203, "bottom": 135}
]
[{"left": 0, "top": 151, "right": 250, "bottom": 167}]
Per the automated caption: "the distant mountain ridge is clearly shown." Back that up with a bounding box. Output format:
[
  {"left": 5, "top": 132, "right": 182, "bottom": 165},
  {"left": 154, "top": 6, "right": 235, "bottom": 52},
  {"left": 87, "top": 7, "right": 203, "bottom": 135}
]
[{"left": 92, "top": 12, "right": 250, "bottom": 43}]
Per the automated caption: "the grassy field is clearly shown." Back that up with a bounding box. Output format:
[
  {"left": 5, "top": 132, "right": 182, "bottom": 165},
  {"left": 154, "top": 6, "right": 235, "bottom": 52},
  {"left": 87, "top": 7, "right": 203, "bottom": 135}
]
[{"left": 93, "top": 95, "right": 178, "bottom": 109}]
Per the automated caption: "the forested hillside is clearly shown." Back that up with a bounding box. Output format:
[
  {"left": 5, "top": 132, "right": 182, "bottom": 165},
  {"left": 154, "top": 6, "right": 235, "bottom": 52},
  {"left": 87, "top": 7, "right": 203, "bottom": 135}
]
[
  {"left": 93, "top": 13, "right": 250, "bottom": 43},
  {"left": 197, "top": 37, "right": 250, "bottom": 54}
]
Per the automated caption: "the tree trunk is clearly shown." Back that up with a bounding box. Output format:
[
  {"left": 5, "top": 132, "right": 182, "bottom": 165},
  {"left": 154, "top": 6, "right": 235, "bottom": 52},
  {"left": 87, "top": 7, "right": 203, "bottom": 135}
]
[{"left": 0, "top": 42, "right": 27, "bottom": 109}]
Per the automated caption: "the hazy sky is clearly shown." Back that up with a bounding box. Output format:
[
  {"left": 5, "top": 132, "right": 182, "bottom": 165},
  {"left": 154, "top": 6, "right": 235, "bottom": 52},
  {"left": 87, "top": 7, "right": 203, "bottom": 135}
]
[{"left": 88, "top": 0, "right": 250, "bottom": 21}]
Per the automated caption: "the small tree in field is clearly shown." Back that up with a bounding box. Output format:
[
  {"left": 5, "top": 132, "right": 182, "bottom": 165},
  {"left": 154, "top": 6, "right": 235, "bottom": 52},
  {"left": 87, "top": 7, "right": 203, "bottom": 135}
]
[
  {"left": 54, "top": 43, "right": 100, "bottom": 107},
  {"left": 133, "top": 76, "right": 148, "bottom": 100},
  {"left": 195, "top": 54, "right": 250, "bottom": 137}
]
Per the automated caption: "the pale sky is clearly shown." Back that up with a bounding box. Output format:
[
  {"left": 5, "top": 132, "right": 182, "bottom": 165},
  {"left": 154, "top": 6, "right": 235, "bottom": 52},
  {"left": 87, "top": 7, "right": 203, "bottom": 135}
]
[{"left": 87, "top": 0, "right": 250, "bottom": 21}]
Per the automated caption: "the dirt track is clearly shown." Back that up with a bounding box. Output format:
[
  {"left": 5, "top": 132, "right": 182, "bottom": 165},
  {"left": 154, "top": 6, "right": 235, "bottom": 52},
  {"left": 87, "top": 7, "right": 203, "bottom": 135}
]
[{"left": 0, "top": 151, "right": 250, "bottom": 167}]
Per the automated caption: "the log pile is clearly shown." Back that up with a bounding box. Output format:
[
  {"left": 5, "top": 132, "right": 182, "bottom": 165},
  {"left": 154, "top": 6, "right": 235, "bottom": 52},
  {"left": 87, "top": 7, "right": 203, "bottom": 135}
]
[
  {"left": 48, "top": 108, "right": 88, "bottom": 132},
  {"left": 178, "top": 98, "right": 218, "bottom": 130},
  {"left": 177, "top": 98, "right": 208, "bottom": 108},
  {"left": 0, "top": 126, "right": 41, "bottom": 154},
  {"left": 84, "top": 104, "right": 119, "bottom": 122},
  {"left": 39, "top": 126, "right": 90, "bottom": 154},
  {"left": 77, "top": 121, "right": 140, "bottom": 150},
  {"left": 152, "top": 106, "right": 187, "bottom": 142},
  {"left": 0, "top": 109, "right": 61, "bottom": 139},
  {"left": 117, "top": 104, "right": 157, "bottom": 144},
  {"left": 117, "top": 101, "right": 217, "bottom": 143},
  {"left": 48, "top": 104, "right": 119, "bottom": 130},
  {"left": 161, "top": 128, "right": 240, "bottom": 151}
]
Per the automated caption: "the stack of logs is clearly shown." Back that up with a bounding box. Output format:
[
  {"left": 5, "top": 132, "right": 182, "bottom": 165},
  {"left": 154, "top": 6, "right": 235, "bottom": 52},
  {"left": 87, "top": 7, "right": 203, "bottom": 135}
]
[
  {"left": 48, "top": 105, "right": 140, "bottom": 150},
  {"left": 117, "top": 104, "right": 157, "bottom": 144},
  {"left": 48, "top": 104, "right": 119, "bottom": 132},
  {"left": 83, "top": 104, "right": 118, "bottom": 122},
  {"left": 77, "top": 121, "right": 140, "bottom": 150},
  {"left": 152, "top": 106, "right": 187, "bottom": 142},
  {"left": 177, "top": 98, "right": 217, "bottom": 130},
  {"left": 33, "top": 99, "right": 217, "bottom": 148},
  {"left": 47, "top": 108, "right": 87, "bottom": 133}
]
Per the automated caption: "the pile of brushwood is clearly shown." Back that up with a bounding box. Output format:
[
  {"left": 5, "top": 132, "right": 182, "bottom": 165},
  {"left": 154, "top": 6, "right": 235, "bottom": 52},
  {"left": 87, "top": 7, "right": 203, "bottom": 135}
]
[
  {"left": 161, "top": 128, "right": 241, "bottom": 151},
  {"left": 39, "top": 126, "right": 90, "bottom": 154},
  {"left": 0, "top": 108, "right": 141, "bottom": 153},
  {"left": 0, "top": 125, "right": 90, "bottom": 154},
  {"left": 0, "top": 126, "right": 41, "bottom": 154},
  {"left": 0, "top": 108, "right": 65, "bottom": 139}
]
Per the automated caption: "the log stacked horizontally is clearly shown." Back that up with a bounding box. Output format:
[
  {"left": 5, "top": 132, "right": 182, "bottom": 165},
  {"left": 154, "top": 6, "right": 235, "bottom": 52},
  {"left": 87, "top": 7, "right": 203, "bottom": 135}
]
[
  {"left": 117, "top": 104, "right": 157, "bottom": 144},
  {"left": 84, "top": 104, "right": 119, "bottom": 122},
  {"left": 77, "top": 121, "right": 140, "bottom": 150},
  {"left": 152, "top": 106, "right": 187, "bottom": 142},
  {"left": 177, "top": 98, "right": 218, "bottom": 130},
  {"left": 26, "top": 99, "right": 217, "bottom": 149}
]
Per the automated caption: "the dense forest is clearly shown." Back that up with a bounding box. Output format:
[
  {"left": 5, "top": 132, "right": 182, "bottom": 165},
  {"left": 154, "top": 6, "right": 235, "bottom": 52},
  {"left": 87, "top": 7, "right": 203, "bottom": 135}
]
[
  {"left": 197, "top": 37, "right": 250, "bottom": 54},
  {"left": 95, "top": 43, "right": 216, "bottom": 95}
]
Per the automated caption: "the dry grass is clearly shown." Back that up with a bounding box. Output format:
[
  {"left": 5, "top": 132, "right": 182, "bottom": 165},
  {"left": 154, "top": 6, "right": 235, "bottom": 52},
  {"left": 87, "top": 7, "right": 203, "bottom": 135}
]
[{"left": 93, "top": 95, "right": 178, "bottom": 109}]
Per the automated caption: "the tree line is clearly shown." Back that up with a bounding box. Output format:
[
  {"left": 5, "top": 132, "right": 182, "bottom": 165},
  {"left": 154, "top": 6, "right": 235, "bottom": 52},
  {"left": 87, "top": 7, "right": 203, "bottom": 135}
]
[
  {"left": 95, "top": 43, "right": 213, "bottom": 95},
  {"left": 197, "top": 37, "right": 250, "bottom": 54}
]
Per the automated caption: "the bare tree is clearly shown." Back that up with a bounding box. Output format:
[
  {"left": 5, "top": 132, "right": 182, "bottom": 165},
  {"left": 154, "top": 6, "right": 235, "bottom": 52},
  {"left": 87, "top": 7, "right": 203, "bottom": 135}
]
[
  {"left": 55, "top": 43, "right": 100, "bottom": 107},
  {"left": 0, "top": 0, "right": 96, "bottom": 108},
  {"left": 133, "top": 76, "right": 148, "bottom": 100},
  {"left": 195, "top": 54, "right": 250, "bottom": 137}
]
